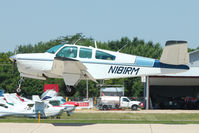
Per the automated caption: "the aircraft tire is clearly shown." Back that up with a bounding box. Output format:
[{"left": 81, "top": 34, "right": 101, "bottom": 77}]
[{"left": 63, "top": 85, "right": 76, "bottom": 96}]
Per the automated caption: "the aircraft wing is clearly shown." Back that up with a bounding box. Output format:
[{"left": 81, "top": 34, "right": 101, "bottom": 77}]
[{"left": 50, "top": 57, "right": 97, "bottom": 86}]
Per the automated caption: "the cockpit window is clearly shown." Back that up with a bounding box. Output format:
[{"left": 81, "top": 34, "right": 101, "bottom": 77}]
[
  {"left": 56, "top": 46, "right": 77, "bottom": 58},
  {"left": 95, "top": 50, "right": 116, "bottom": 60},
  {"left": 49, "top": 100, "right": 60, "bottom": 106},
  {"left": 79, "top": 48, "right": 92, "bottom": 59},
  {"left": 46, "top": 44, "right": 64, "bottom": 54}
]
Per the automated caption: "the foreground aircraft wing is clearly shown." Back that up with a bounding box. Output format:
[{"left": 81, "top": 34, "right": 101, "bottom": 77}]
[{"left": 50, "top": 57, "right": 97, "bottom": 86}]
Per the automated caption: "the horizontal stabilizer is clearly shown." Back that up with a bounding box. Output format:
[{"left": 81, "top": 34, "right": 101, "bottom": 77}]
[{"left": 160, "top": 40, "right": 189, "bottom": 65}]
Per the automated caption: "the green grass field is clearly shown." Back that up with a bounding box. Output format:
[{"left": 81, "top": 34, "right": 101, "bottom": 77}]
[{"left": 1, "top": 112, "right": 199, "bottom": 124}]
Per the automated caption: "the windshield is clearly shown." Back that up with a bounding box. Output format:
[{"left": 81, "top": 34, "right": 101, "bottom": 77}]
[
  {"left": 46, "top": 44, "right": 64, "bottom": 54},
  {"left": 56, "top": 46, "right": 77, "bottom": 58}
]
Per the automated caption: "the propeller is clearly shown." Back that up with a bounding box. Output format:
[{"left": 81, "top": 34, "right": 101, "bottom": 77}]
[
  {"left": 10, "top": 49, "right": 17, "bottom": 75},
  {"left": 12, "top": 59, "right": 16, "bottom": 75},
  {"left": 10, "top": 55, "right": 16, "bottom": 75}
]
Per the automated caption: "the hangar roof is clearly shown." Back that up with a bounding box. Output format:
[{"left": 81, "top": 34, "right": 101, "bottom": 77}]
[{"left": 189, "top": 49, "right": 199, "bottom": 67}]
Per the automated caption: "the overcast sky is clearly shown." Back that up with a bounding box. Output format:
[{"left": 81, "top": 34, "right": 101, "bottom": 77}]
[{"left": 0, "top": 0, "right": 199, "bottom": 52}]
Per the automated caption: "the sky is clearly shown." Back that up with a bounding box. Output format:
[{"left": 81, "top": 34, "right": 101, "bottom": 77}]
[{"left": 0, "top": 0, "right": 199, "bottom": 52}]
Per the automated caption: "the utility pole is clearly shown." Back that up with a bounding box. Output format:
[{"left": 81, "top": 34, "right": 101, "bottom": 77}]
[
  {"left": 145, "top": 76, "right": 149, "bottom": 110},
  {"left": 142, "top": 76, "right": 149, "bottom": 110},
  {"left": 86, "top": 79, "right": 88, "bottom": 100}
]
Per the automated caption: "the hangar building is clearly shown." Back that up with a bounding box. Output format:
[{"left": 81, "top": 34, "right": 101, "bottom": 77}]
[{"left": 145, "top": 50, "right": 199, "bottom": 109}]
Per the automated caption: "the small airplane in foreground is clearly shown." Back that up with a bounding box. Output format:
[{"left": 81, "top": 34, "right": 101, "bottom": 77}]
[
  {"left": 0, "top": 93, "right": 64, "bottom": 118},
  {"left": 10, "top": 40, "right": 189, "bottom": 95},
  {"left": 41, "top": 90, "right": 79, "bottom": 116},
  {"left": 0, "top": 91, "right": 78, "bottom": 118}
]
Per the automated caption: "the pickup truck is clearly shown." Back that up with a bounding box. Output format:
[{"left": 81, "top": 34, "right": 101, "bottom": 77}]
[{"left": 98, "top": 96, "right": 142, "bottom": 110}]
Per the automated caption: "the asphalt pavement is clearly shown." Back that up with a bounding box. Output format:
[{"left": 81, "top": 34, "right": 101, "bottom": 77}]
[{"left": 0, "top": 123, "right": 199, "bottom": 133}]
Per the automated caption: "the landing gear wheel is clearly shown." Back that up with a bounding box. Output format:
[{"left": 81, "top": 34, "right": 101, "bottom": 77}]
[
  {"left": 67, "top": 112, "right": 71, "bottom": 116},
  {"left": 16, "top": 77, "right": 24, "bottom": 93},
  {"left": 16, "top": 87, "right": 21, "bottom": 93},
  {"left": 63, "top": 85, "right": 76, "bottom": 96}
]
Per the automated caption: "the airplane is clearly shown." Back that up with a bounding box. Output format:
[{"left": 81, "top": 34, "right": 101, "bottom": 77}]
[
  {"left": 0, "top": 93, "right": 64, "bottom": 118},
  {"left": 41, "top": 90, "right": 79, "bottom": 116},
  {"left": 10, "top": 40, "right": 189, "bottom": 95}
]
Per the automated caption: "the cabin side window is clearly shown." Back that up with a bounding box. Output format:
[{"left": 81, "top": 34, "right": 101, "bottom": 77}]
[
  {"left": 56, "top": 46, "right": 77, "bottom": 58},
  {"left": 95, "top": 50, "right": 116, "bottom": 60},
  {"left": 79, "top": 48, "right": 92, "bottom": 59}
]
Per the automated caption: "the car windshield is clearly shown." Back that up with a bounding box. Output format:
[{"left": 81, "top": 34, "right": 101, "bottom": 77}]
[{"left": 46, "top": 44, "right": 64, "bottom": 54}]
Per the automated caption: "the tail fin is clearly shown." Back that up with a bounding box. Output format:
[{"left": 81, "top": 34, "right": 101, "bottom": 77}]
[{"left": 160, "top": 40, "right": 189, "bottom": 65}]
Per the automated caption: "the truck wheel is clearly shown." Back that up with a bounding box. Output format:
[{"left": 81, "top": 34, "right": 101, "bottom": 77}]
[
  {"left": 131, "top": 105, "right": 138, "bottom": 110},
  {"left": 115, "top": 104, "right": 119, "bottom": 109},
  {"left": 102, "top": 105, "right": 108, "bottom": 110}
]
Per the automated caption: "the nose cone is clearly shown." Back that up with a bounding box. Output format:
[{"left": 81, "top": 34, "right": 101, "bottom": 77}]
[{"left": 10, "top": 55, "right": 17, "bottom": 62}]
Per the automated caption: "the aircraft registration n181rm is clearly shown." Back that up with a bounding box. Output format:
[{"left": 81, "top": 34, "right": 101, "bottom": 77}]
[{"left": 10, "top": 40, "right": 189, "bottom": 94}]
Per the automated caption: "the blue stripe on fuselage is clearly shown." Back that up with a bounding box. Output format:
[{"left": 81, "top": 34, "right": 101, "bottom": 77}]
[
  {"left": 135, "top": 56, "right": 155, "bottom": 67},
  {"left": 153, "top": 60, "right": 189, "bottom": 70}
]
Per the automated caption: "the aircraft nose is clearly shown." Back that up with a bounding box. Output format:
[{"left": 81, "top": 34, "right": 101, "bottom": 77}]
[{"left": 10, "top": 55, "right": 17, "bottom": 62}]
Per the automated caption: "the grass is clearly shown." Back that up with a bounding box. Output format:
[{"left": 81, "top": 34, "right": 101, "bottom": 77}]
[{"left": 1, "top": 112, "right": 199, "bottom": 124}]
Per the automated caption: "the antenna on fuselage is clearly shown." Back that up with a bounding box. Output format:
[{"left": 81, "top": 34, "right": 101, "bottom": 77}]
[
  {"left": 73, "top": 39, "right": 81, "bottom": 45},
  {"left": 94, "top": 40, "right": 98, "bottom": 48},
  {"left": 117, "top": 43, "right": 128, "bottom": 52}
]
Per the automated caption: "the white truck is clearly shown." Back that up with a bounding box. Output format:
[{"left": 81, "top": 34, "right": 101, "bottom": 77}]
[{"left": 98, "top": 96, "right": 142, "bottom": 110}]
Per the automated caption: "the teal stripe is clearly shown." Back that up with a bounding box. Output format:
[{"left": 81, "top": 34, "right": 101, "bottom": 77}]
[{"left": 135, "top": 56, "right": 155, "bottom": 67}]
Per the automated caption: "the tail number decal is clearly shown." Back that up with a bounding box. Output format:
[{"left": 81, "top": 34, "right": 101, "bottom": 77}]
[{"left": 108, "top": 66, "right": 140, "bottom": 75}]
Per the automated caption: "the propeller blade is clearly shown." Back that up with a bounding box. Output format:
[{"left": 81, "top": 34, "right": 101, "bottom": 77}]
[{"left": 12, "top": 60, "right": 16, "bottom": 75}]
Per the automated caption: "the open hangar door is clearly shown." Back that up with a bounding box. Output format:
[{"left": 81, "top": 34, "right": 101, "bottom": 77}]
[{"left": 149, "top": 76, "right": 199, "bottom": 109}]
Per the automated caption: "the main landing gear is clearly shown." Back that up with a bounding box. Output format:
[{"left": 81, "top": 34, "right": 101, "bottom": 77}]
[
  {"left": 16, "top": 77, "right": 24, "bottom": 93},
  {"left": 63, "top": 85, "right": 76, "bottom": 96}
]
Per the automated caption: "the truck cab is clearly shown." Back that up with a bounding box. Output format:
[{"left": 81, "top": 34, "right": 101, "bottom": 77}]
[{"left": 120, "top": 97, "right": 141, "bottom": 110}]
